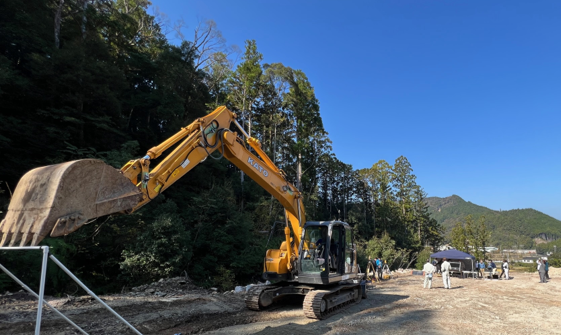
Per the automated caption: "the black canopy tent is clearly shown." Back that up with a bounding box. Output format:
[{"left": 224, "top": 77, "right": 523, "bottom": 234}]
[{"left": 430, "top": 249, "right": 476, "bottom": 272}]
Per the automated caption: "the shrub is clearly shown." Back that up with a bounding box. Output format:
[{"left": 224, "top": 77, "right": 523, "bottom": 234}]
[
  {"left": 213, "top": 266, "right": 235, "bottom": 291},
  {"left": 549, "top": 253, "right": 561, "bottom": 267},
  {"left": 120, "top": 200, "right": 192, "bottom": 283},
  {"left": 415, "top": 247, "right": 433, "bottom": 270}
]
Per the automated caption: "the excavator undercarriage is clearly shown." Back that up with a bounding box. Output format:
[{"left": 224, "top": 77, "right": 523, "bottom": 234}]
[{"left": 246, "top": 282, "right": 363, "bottom": 320}]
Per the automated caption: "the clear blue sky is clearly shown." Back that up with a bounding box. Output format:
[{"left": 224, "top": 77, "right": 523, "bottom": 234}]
[{"left": 150, "top": 0, "right": 561, "bottom": 220}]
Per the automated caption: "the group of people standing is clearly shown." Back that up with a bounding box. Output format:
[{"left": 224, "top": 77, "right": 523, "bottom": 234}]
[
  {"left": 537, "top": 258, "right": 550, "bottom": 283},
  {"left": 475, "top": 259, "right": 510, "bottom": 279},
  {"left": 423, "top": 257, "right": 552, "bottom": 288},
  {"left": 422, "top": 257, "right": 514, "bottom": 289},
  {"left": 422, "top": 258, "right": 452, "bottom": 289},
  {"left": 368, "top": 257, "right": 385, "bottom": 281}
]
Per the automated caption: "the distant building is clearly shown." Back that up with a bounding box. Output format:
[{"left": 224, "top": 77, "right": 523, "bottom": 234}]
[
  {"left": 438, "top": 244, "right": 455, "bottom": 251},
  {"left": 521, "top": 256, "right": 540, "bottom": 263},
  {"left": 502, "top": 249, "right": 537, "bottom": 254},
  {"left": 468, "top": 246, "right": 498, "bottom": 252}
]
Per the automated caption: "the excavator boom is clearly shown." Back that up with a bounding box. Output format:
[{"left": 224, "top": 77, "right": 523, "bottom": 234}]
[
  {"left": 0, "top": 107, "right": 304, "bottom": 253},
  {"left": 0, "top": 106, "right": 364, "bottom": 319}
]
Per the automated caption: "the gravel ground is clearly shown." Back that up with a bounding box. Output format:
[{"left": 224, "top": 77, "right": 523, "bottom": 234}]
[
  {"left": 1, "top": 269, "right": 559, "bottom": 335},
  {"left": 208, "top": 269, "right": 561, "bottom": 335}
]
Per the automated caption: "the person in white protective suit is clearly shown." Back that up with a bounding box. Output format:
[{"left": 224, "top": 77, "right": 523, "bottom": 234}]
[
  {"left": 502, "top": 259, "right": 510, "bottom": 280},
  {"left": 422, "top": 259, "right": 435, "bottom": 289},
  {"left": 441, "top": 257, "right": 452, "bottom": 289}
]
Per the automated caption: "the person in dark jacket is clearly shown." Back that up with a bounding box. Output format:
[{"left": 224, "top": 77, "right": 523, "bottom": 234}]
[
  {"left": 374, "top": 258, "right": 380, "bottom": 280},
  {"left": 435, "top": 259, "right": 443, "bottom": 274},
  {"left": 474, "top": 261, "right": 480, "bottom": 278},
  {"left": 499, "top": 260, "right": 505, "bottom": 278},
  {"left": 545, "top": 259, "right": 550, "bottom": 280},
  {"left": 489, "top": 260, "right": 497, "bottom": 276}
]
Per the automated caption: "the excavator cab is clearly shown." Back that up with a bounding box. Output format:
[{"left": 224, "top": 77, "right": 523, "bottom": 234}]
[
  {"left": 297, "top": 221, "right": 359, "bottom": 285},
  {"left": 248, "top": 220, "right": 364, "bottom": 319}
]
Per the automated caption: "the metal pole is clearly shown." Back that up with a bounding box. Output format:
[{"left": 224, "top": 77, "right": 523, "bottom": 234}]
[
  {"left": 34, "top": 246, "right": 49, "bottom": 335},
  {"left": 233, "top": 118, "right": 250, "bottom": 139},
  {"left": 48, "top": 255, "right": 143, "bottom": 335},
  {"left": 0, "top": 246, "right": 44, "bottom": 250},
  {"left": 0, "top": 263, "right": 88, "bottom": 335}
]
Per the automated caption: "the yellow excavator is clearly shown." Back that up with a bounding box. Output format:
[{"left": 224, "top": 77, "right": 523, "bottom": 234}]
[{"left": 0, "top": 106, "right": 365, "bottom": 319}]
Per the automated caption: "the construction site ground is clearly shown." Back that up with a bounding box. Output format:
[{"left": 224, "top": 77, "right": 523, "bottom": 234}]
[{"left": 1, "top": 268, "right": 560, "bottom": 335}]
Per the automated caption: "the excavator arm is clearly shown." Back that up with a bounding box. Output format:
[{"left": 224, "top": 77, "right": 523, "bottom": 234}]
[
  {"left": 0, "top": 106, "right": 236, "bottom": 246},
  {"left": 119, "top": 106, "right": 238, "bottom": 210},
  {"left": 0, "top": 106, "right": 305, "bottom": 276}
]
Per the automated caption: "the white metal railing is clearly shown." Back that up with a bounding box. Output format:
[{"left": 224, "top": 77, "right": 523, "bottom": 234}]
[{"left": 0, "top": 246, "right": 143, "bottom": 335}]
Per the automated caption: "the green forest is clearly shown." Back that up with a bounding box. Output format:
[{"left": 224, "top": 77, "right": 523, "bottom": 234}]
[{"left": 0, "top": 0, "right": 443, "bottom": 294}]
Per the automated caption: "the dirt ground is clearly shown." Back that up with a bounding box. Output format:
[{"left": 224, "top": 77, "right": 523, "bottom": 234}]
[{"left": 1, "top": 269, "right": 560, "bottom": 335}]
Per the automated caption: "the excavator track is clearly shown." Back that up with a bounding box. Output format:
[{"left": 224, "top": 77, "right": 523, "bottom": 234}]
[
  {"left": 303, "top": 285, "right": 361, "bottom": 320},
  {"left": 245, "top": 285, "right": 274, "bottom": 311}
]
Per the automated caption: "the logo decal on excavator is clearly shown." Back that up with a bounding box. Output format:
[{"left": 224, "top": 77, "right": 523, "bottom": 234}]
[{"left": 247, "top": 157, "right": 269, "bottom": 177}]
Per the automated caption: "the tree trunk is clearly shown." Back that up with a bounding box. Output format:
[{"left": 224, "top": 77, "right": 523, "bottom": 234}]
[
  {"left": 78, "top": 95, "right": 84, "bottom": 146},
  {"left": 77, "top": 0, "right": 88, "bottom": 147},
  {"left": 273, "top": 121, "right": 277, "bottom": 164},
  {"left": 80, "top": 0, "right": 87, "bottom": 39},
  {"left": 297, "top": 152, "right": 302, "bottom": 191},
  {"left": 268, "top": 113, "right": 272, "bottom": 154},
  {"left": 240, "top": 94, "right": 246, "bottom": 211},
  {"left": 296, "top": 122, "right": 302, "bottom": 190},
  {"left": 54, "top": 0, "right": 64, "bottom": 49}
]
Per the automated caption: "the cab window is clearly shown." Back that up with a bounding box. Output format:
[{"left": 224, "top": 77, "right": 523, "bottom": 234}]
[{"left": 300, "top": 226, "right": 328, "bottom": 273}]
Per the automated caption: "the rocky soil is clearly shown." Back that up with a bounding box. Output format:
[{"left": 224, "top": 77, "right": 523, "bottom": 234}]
[{"left": 1, "top": 269, "right": 560, "bottom": 335}]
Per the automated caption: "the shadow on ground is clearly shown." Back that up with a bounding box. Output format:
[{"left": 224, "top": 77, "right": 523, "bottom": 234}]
[
  {"left": 252, "top": 297, "right": 435, "bottom": 335},
  {"left": 213, "top": 293, "right": 412, "bottom": 335}
]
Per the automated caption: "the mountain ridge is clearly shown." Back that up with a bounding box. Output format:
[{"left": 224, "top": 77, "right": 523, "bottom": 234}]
[{"left": 425, "top": 195, "right": 561, "bottom": 249}]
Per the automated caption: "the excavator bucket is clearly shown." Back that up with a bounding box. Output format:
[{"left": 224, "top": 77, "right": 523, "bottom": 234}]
[{"left": 0, "top": 159, "right": 143, "bottom": 247}]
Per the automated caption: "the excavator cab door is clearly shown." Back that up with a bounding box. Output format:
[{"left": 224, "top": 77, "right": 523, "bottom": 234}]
[
  {"left": 328, "top": 223, "right": 356, "bottom": 276},
  {"left": 329, "top": 225, "right": 343, "bottom": 274},
  {"left": 343, "top": 227, "right": 356, "bottom": 275}
]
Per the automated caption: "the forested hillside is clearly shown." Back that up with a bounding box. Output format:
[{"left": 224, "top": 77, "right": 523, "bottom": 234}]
[
  {"left": 426, "top": 195, "right": 561, "bottom": 249},
  {"left": 0, "top": 0, "right": 442, "bottom": 294}
]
